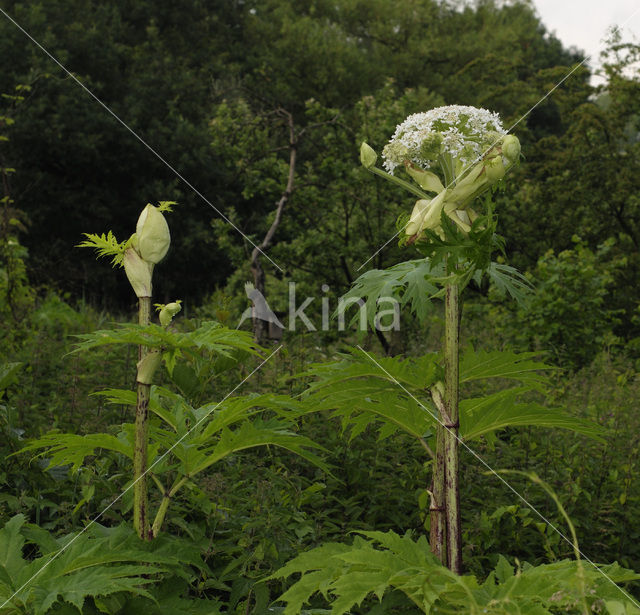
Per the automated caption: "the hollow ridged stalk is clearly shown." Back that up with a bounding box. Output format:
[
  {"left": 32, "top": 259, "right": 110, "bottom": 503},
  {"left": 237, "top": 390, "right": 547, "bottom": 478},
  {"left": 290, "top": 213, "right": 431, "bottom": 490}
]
[
  {"left": 151, "top": 476, "right": 188, "bottom": 538},
  {"left": 134, "top": 296, "right": 151, "bottom": 540},
  {"left": 443, "top": 279, "right": 461, "bottom": 573},
  {"left": 429, "top": 419, "right": 447, "bottom": 567}
]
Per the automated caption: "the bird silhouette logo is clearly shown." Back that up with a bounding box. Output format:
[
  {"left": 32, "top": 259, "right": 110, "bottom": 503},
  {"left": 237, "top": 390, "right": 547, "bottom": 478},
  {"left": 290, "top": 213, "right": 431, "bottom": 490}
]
[{"left": 237, "top": 282, "right": 284, "bottom": 329}]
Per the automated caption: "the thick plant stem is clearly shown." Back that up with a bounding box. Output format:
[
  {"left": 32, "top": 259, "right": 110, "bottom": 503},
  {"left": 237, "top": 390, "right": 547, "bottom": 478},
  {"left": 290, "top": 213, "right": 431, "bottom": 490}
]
[
  {"left": 151, "top": 496, "right": 170, "bottom": 538},
  {"left": 134, "top": 296, "right": 151, "bottom": 540},
  {"left": 429, "top": 421, "right": 447, "bottom": 566},
  {"left": 151, "top": 476, "right": 187, "bottom": 537},
  {"left": 443, "top": 280, "right": 462, "bottom": 573}
]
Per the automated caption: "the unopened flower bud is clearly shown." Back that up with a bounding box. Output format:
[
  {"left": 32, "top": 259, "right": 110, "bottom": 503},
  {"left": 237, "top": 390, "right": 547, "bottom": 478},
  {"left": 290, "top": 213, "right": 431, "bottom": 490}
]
[
  {"left": 360, "top": 142, "right": 377, "bottom": 169},
  {"left": 501, "top": 135, "right": 521, "bottom": 164},
  {"left": 136, "top": 204, "right": 170, "bottom": 264},
  {"left": 158, "top": 301, "right": 182, "bottom": 327},
  {"left": 451, "top": 209, "right": 471, "bottom": 233},
  {"left": 449, "top": 163, "right": 488, "bottom": 207},
  {"left": 124, "top": 247, "right": 153, "bottom": 298}
]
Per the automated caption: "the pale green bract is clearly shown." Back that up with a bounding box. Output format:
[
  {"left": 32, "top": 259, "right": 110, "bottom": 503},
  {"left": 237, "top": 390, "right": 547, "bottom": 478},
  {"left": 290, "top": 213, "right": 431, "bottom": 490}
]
[{"left": 382, "top": 105, "right": 506, "bottom": 174}]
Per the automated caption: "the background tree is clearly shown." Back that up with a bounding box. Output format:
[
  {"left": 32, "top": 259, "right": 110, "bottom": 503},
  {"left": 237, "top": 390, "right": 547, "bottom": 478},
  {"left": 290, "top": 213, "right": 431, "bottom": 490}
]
[{"left": 0, "top": 0, "right": 592, "bottom": 311}]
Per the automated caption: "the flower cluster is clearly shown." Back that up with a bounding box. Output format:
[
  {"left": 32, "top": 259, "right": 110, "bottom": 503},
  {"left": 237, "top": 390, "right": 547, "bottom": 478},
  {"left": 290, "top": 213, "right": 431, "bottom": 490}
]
[
  {"left": 362, "top": 105, "right": 520, "bottom": 241},
  {"left": 382, "top": 105, "right": 506, "bottom": 174}
]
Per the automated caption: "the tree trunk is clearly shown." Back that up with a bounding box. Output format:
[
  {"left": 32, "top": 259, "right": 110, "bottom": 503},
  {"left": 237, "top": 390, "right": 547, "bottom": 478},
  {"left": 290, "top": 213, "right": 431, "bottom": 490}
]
[{"left": 250, "top": 109, "right": 297, "bottom": 344}]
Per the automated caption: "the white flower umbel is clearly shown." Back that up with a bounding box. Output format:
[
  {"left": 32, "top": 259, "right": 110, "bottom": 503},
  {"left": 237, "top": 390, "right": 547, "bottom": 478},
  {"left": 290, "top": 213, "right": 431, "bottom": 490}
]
[
  {"left": 362, "top": 105, "right": 520, "bottom": 240},
  {"left": 382, "top": 105, "right": 506, "bottom": 175}
]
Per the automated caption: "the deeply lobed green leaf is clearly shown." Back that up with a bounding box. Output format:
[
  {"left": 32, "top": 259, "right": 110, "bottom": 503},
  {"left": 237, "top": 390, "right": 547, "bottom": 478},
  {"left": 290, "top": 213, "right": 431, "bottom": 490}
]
[{"left": 271, "top": 531, "right": 640, "bottom": 614}]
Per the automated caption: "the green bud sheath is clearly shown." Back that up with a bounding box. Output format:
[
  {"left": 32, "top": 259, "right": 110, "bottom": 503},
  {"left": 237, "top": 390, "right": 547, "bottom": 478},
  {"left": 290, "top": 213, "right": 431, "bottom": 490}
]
[
  {"left": 360, "top": 142, "right": 377, "bottom": 169},
  {"left": 159, "top": 301, "right": 182, "bottom": 327},
  {"left": 448, "top": 174, "right": 489, "bottom": 208},
  {"left": 406, "top": 199, "right": 431, "bottom": 236},
  {"left": 136, "top": 349, "right": 162, "bottom": 385},
  {"left": 484, "top": 155, "right": 506, "bottom": 182},
  {"left": 136, "top": 204, "right": 171, "bottom": 264},
  {"left": 405, "top": 162, "right": 445, "bottom": 193},
  {"left": 124, "top": 247, "right": 153, "bottom": 298},
  {"left": 406, "top": 189, "right": 449, "bottom": 236}
]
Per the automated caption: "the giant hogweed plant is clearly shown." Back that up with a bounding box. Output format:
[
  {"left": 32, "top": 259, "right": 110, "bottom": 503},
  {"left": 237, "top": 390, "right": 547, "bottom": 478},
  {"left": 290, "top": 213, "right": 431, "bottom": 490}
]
[
  {"left": 18, "top": 203, "right": 327, "bottom": 540},
  {"left": 357, "top": 107, "right": 532, "bottom": 571},
  {"left": 1, "top": 204, "right": 329, "bottom": 612},
  {"left": 272, "top": 106, "right": 639, "bottom": 612}
]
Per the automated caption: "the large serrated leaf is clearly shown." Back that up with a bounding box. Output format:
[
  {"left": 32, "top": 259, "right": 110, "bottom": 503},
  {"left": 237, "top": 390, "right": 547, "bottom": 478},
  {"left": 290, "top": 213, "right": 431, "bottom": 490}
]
[
  {"left": 303, "top": 348, "right": 439, "bottom": 393},
  {"left": 72, "top": 321, "right": 259, "bottom": 360},
  {"left": 460, "top": 388, "right": 605, "bottom": 442},
  {"left": 192, "top": 419, "right": 330, "bottom": 476},
  {"left": 339, "top": 260, "right": 444, "bottom": 327},
  {"left": 273, "top": 531, "right": 640, "bottom": 614},
  {"left": 486, "top": 262, "right": 533, "bottom": 304},
  {"left": 0, "top": 520, "right": 204, "bottom": 615},
  {"left": 0, "top": 515, "right": 26, "bottom": 585},
  {"left": 16, "top": 433, "right": 133, "bottom": 473},
  {"left": 460, "top": 347, "right": 552, "bottom": 386}
]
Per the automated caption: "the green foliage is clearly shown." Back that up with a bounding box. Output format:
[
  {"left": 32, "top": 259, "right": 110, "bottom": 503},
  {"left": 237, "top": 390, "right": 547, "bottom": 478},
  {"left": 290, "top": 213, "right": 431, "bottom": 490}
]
[
  {"left": 298, "top": 347, "right": 603, "bottom": 445},
  {"left": 0, "top": 235, "right": 34, "bottom": 336},
  {"left": 340, "top": 260, "right": 443, "bottom": 327},
  {"left": 2, "top": 1, "right": 640, "bottom": 610},
  {"left": 0, "top": 514, "right": 211, "bottom": 615},
  {"left": 0, "top": 363, "right": 22, "bottom": 396},
  {"left": 341, "top": 250, "right": 532, "bottom": 333},
  {"left": 471, "top": 352, "right": 640, "bottom": 570},
  {"left": 17, "top": 387, "right": 327, "bottom": 534},
  {"left": 76, "top": 232, "right": 129, "bottom": 268},
  {"left": 72, "top": 320, "right": 259, "bottom": 375},
  {"left": 493, "top": 240, "right": 626, "bottom": 368},
  {"left": 271, "top": 530, "right": 640, "bottom": 614},
  {"left": 0, "top": 0, "right": 590, "bottom": 305}
]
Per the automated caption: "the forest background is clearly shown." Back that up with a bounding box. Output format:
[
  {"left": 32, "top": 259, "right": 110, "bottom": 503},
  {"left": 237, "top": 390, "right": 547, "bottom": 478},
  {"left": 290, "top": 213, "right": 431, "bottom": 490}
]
[{"left": 1, "top": 0, "right": 640, "bottom": 613}]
